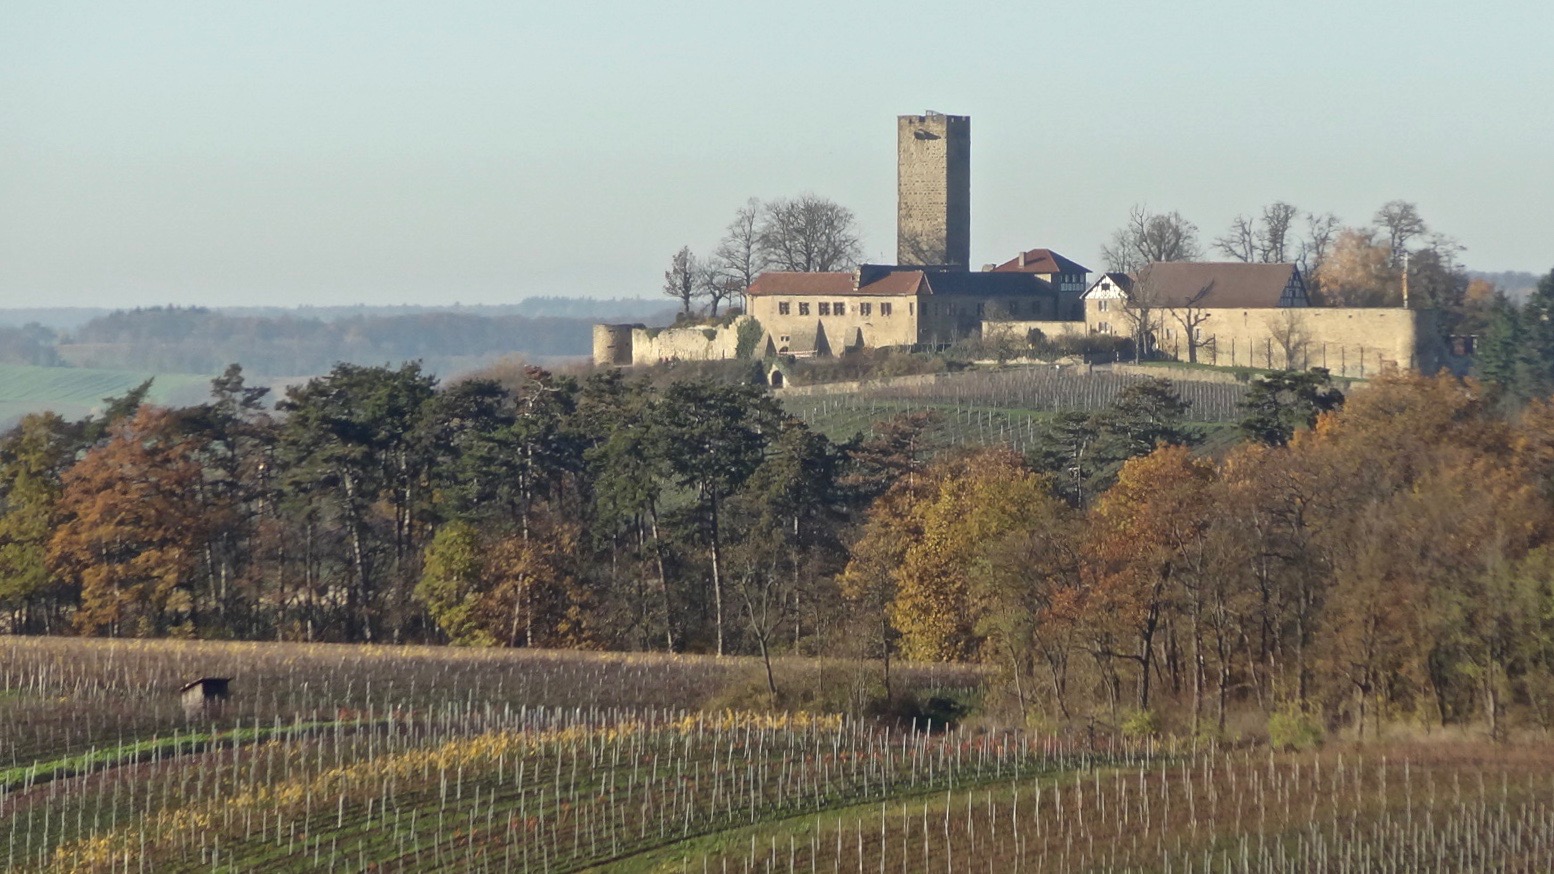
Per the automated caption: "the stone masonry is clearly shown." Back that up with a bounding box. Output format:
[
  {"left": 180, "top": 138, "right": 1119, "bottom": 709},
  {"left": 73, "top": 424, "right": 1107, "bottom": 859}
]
[{"left": 897, "top": 113, "right": 970, "bottom": 268}]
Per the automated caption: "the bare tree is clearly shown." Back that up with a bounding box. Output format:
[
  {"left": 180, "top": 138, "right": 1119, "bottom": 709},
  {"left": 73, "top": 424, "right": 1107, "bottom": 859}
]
[
  {"left": 1214, "top": 215, "right": 1258, "bottom": 262},
  {"left": 1117, "top": 271, "right": 1168, "bottom": 362},
  {"left": 1372, "top": 200, "right": 1428, "bottom": 268},
  {"left": 697, "top": 262, "right": 742, "bottom": 318},
  {"left": 1214, "top": 202, "right": 1299, "bottom": 263},
  {"left": 1259, "top": 202, "right": 1299, "bottom": 262},
  {"left": 662, "top": 246, "right": 701, "bottom": 316},
  {"left": 1101, "top": 205, "right": 1202, "bottom": 273},
  {"left": 711, "top": 198, "right": 767, "bottom": 312},
  {"left": 758, "top": 194, "right": 865, "bottom": 273},
  {"left": 1298, "top": 212, "right": 1341, "bottom": 302},
  {"left": 1267, "top": 308, "right": 1310, "bottom": 370},
  {"left": 1169, "top": 283, "right": 1215, "bottom": 363}
]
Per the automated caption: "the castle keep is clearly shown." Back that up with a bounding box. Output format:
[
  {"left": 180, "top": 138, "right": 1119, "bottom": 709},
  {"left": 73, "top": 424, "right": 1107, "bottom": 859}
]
[{"left": 897, "top": 112, "right": 971, "bottom": 268}]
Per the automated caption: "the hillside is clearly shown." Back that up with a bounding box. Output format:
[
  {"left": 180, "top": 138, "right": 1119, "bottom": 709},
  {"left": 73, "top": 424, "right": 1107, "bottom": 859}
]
[{"left": 0, "top": 363, "right": 213, "bottom": 430}]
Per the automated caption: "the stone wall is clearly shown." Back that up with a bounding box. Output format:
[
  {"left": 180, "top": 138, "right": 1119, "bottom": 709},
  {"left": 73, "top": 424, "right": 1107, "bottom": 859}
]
[
  {"left": 896, "top": 113, "right": 970, "bottom": 267},
  {"left": 629, "top": 318, "right": 750, "bottom": 366},
  {"left": 982, "top": 319, "right": 1085, "bottom": 341},
  {"left": 591, "top": 317, "right": 755, "bottom": 366},
  {"left": 1155, "top": 307, "right": 1435, "bottom": 379}
]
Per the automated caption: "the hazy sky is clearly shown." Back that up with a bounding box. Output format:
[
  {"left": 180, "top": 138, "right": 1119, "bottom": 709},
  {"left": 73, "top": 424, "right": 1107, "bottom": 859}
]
[{"left": 3, "top": 1, "right": 1551, "bottom": 309}]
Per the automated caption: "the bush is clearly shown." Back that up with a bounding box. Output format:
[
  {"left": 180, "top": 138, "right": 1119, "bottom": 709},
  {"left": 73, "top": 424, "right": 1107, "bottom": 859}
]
[
  {"left": 1268, "top": 705, "right": 1324, "bottom": 751},
  {"left": 735, "top": 318, "right": 765, "bottom": 360},
  {"left": 1121, "top": 708, "right": 1160, "bottom": 739},
  {"left": 1027, "top": 330, "right": 1133, "bottom": 361}
]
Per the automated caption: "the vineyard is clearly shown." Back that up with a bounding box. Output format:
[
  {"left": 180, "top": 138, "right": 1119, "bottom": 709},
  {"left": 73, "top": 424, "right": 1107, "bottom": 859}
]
[
  {"left": 781, "top": 367, "right": 1248, "bottom": 451},
  {"left": 4, "top": 638, "right": 1554, "bottom": 871}
]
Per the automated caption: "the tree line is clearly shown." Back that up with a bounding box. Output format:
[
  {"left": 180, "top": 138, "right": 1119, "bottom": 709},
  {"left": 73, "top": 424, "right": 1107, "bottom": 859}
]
[
  {"left": 5, "top": 335, "right": 1554, "bottom": 735},
  {"left": 0, "top": 307, "right": 638, "bottom": 375}
]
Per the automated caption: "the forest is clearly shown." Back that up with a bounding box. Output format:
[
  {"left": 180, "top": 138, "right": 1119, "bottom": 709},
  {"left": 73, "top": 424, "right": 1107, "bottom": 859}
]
[
  {"left": 0, "top": 270, "right": 1553, "bottom": 742},
  {"left": 0, "top": 303, "right": 676, "bottom": 375}
]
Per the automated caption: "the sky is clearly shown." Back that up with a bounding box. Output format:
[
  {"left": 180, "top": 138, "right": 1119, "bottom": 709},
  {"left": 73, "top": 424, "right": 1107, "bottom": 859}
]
[{"left": 2, "top": 0, "right": 1551, "bottom": 309}]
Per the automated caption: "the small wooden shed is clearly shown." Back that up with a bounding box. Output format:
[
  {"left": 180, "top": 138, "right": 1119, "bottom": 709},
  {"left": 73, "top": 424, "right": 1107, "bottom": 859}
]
[{"left": 179, "top": 677, "right": 231, "bottom": 719}]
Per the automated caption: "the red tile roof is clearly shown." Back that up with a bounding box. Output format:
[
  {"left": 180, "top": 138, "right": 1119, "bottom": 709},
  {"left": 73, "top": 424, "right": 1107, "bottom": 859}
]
[
  {"left": 991, "top": 248, "right": 1091, "bottom": 275},
  {"left": 747, "top": 272, "right": 855, "bottom": 297}
]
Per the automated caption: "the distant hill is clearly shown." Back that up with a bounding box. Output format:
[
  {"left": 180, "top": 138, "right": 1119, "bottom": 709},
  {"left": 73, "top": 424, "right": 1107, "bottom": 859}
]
[{"left": 0, "top": 297, "right": 677, "bottom": 330}]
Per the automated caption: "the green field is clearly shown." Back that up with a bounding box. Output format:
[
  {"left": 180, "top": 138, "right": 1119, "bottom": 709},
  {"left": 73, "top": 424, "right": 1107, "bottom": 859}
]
[{"left": 0, "top": 364, "right": 215, "bottom": 429}]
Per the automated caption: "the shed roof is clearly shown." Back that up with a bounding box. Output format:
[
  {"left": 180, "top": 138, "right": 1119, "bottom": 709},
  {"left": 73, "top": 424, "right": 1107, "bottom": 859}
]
[{"left": 1131, "top": 262, "right": 1303, "bottom": 308}]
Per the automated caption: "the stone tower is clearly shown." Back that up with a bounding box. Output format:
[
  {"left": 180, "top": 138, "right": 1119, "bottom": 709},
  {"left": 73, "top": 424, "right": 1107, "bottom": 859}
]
[{"left": 896, "top": 112, "right": 970, "bottom": 269}]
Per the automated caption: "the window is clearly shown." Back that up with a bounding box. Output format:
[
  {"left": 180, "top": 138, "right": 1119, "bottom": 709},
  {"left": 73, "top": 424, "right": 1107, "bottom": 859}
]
[
  {"left": 976, "top": 302, "right": 985, "bottom": 317},
  {"left": 859, "top": 302, "right": 872, "bottom": 316},
  {"left": 798, "top": 302, "right": 810, "bottom": 316},
  {"left": 778, "top": 301, "right": 790, "bottom": 315},
  {"left": 833, "top": 301, "right": 845, "bottom": 315},
  {"left": 909, "top": 303, "right": 914, "bottom": 315},
  {"left": 1098, "top": 300, "right": 1108, "bottom": 312},
  {"left": 1101, "top": 281, "right": 1112, "bottom": 290},
  {"left": 881, "top": 302, "right": 893, "bottom": 316},
  {"left": 818, "top": 302, "right": 830, "bottom": 316}
]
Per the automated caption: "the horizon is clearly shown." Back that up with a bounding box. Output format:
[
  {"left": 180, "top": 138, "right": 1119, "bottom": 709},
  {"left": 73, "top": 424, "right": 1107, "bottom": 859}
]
[{"left": 3, "top": 1, "right": 1551, "bottom": 310}]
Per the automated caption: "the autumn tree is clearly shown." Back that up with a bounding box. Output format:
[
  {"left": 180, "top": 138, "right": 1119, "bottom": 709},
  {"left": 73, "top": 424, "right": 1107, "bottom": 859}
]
[
  {"left": 48, "top": 407, "right": 213, "bottom": 636},
  {"left": 886, "top": 449, "right": 1058, "bottom": 662},
  {"left": 1085, "top": 445, "right": 1216, "bottom": 714}
]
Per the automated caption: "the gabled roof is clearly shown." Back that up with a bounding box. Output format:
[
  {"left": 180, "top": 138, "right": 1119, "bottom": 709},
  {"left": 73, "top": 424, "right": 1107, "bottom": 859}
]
[
  {"left": 1132, "top": 262, "right": 1303, "bottom": 308},
  {"left": 990, "top": 248, "right": 1091, "bottom": 275},
  {"left": 1082, "top": 272, "right": 1134, "bottom": 297},
  {"left": 747, "top": 272, "right": 855, "bottom": 297}
]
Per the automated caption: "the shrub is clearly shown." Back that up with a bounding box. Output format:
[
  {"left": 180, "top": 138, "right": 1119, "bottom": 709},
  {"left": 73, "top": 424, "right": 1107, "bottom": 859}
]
[
  {"left": 735, "top": 318, "right": 765, "bottom": 360},
  {"left": 1268, "top": 705, "right": 1324, "bottom": 751},
  {"left": 1121, "top": 708, "right": 1160, "bottom": 739}
]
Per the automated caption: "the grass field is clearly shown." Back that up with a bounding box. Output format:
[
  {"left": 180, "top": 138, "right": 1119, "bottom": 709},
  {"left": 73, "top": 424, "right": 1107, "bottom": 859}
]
[
  {"left": 5, "top": 637, "right": 1554, "bottom": 872},
  {"left": 0, "top": 364, "right": 214, "bottom": 429}
]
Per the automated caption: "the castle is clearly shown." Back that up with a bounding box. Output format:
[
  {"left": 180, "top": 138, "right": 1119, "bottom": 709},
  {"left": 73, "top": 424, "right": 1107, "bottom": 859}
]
[{"left": 595, "top": 112, "right": 1439, "bottom": 379}]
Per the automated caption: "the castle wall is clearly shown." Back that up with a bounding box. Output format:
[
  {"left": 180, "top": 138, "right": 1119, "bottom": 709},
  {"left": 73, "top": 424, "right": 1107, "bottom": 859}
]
[
  {"left": 628, "top": 317, "right": 750, "bottom": 366},
  {"left": 1148, "top": 307, "right": 1434, "bottom": 378},
  {"left": 897, "top": 113, "right": 970, "bottom": 268}
]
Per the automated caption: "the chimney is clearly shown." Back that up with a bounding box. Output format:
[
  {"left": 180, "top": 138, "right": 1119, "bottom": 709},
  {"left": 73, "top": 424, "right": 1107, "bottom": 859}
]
[{"left": 1018, "top": 250, "right": 1027, "bottom": 268}]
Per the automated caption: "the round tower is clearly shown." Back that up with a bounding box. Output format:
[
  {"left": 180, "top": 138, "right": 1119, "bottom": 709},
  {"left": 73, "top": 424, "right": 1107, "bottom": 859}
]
[{"left": 592, "top": 324, "right": 636, "bottom": 366}]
